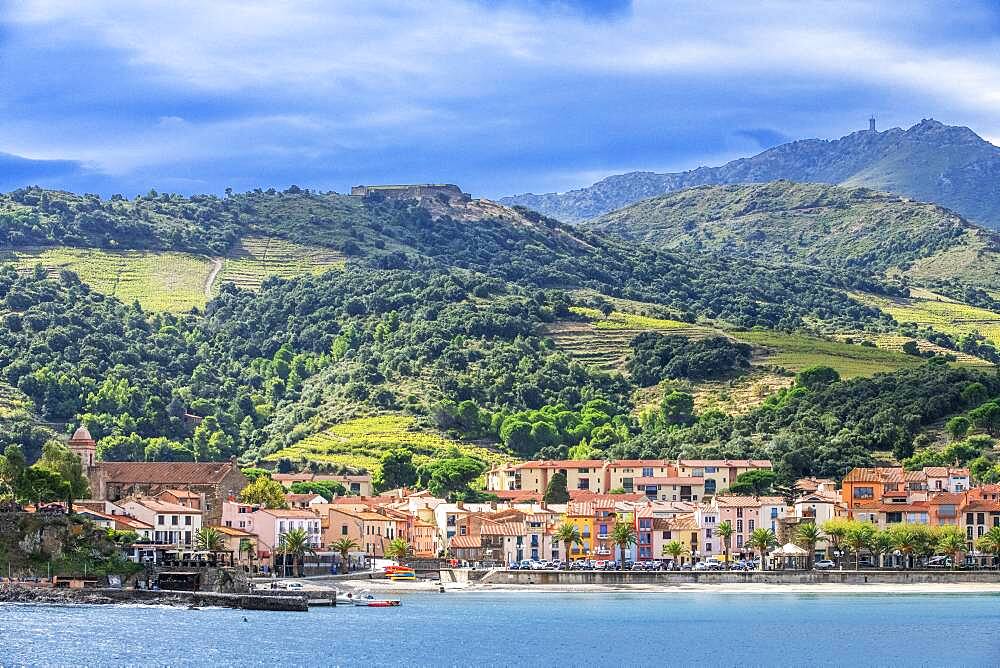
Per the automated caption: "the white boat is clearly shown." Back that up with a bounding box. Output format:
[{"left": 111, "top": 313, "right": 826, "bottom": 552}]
[{"left": 348, "top": 591, "right": 401, "bottom": 607}]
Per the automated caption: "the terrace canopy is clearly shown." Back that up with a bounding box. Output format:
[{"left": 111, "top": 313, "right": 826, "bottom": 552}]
[{"left": 769, "top": 543, "right": 809, "bottom": 570}]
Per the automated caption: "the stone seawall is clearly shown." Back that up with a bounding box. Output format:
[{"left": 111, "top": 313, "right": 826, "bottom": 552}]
[
  {"left": 0, "top": 585, "right": 308, "bottom": 611},
  {"left": 480, "top": 570, "right": 1000, "bottom": 586}
]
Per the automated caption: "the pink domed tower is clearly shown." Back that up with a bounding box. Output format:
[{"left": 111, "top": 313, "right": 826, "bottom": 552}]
[{"left": 68, "top": 425, "right": 97, "bottom": 468}]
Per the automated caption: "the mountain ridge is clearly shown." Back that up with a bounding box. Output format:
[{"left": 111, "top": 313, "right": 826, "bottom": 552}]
[{"left": 502, "top": 119, "right": 1000, "bottom": 228}]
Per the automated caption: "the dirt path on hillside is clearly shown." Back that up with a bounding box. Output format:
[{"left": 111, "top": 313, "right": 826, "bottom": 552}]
[{"left": 204, "top": 257, "right": 223, "bottom": 298}]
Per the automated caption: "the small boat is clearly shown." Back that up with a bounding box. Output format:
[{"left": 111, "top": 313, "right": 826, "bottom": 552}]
[
  {"left": 350, "top": 592, "right": 401, "bottom": 607},
  {"left": 384, "top": 565, "right": 415, "bottom": 575}
]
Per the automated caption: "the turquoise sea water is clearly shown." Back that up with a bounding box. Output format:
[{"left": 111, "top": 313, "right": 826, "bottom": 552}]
[{"left": 2, "top": 592, "right": 999, "bottom": 667}]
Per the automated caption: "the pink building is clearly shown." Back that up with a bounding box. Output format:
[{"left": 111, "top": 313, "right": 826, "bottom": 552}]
[{"left": 221, "top": 501, "right": 322, "bottom": 564}]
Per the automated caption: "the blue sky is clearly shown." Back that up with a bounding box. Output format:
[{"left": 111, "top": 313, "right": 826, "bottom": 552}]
[{"left": 1, "top": 0, "right": 999, "bottom": 198}]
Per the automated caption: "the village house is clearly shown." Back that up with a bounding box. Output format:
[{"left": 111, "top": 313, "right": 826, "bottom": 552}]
[
  {"left": 675, "top": 459, "right": 773, "bottom": 497},
  {"left": 324, "top": 507, "right": 395, "bottom": 558},
  {"left": 271, "top": 472, "right": 373, "bottom": 497},
  {"left": 221, "top": 501, "right": 322, "bottom": 565},
  {"left": 285, "top": 493, "right": 327, "bottom": 509},
  {"left": 121, "top": 496, "right": 204, "bottom": 546}
]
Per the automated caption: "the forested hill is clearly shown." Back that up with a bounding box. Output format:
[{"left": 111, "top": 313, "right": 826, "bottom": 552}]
[
  {"left": 2, "top": 184, "right": 999, "bottom": 489},
  {"left": 586, "top": 181, "right": 1000, "bottom": 296},
  {"left": 501, "top": 119, "right": 1000, "bottom": 228}
]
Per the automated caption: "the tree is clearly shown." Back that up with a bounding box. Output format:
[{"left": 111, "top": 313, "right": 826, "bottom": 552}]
[
  {"left": 843, "top": 522, "right": 876, "bottom": 569},
  {"left": 238, "top": 476, "right": 288, "bottom": 509},
  {"left": 543, "top": 472, "right": 570, "bottom": 504},
  {"left": 660, "top": 391, "right": 695, "bottom": 427},
  {"left": 945, "top": 416, "right": 971, "bottom": 441},
  {"left": 385, "top": 538, "right": 411, "bottom": 562},
  {"left": 330, "top": 537, "right": 360, "bottom": 572},
  {"left": 374, "top": 449, "right": 418, "bottom": 492},
  {"left": 288, "top": 481, "right": 346, "bottom": 501},
  {"left": 34, "top": 440, "right": 89, "bottom": 510},
  {"left": 195, "top": 527, "right": 224, "bottom": 552},
  {"left": 662, "top": 540, "right": 684, "bottom": 566},
  {"left": 887, "top": 524, "right": 920, "bottom": 570},
  {"left": 421, "top": 457, "right": 485, "bottom": 499},
  {"left": 821, "top": 519, "right": 851, "bottom": 566},
  {"left": 969, "top": 402, "right": 1000, "bottom": 436},
  {"left": 278, "top": 527, "right": 315, "bottom": 577},
  {"left": 17, "top": 467, "right": 70, "bottom": 509},
  {"left": 869, "top": 530, "right": 893, "bottom": 569},
  {"left": 795, "top": 365, "right": 840, "bottom": 391},
  {"left": 936, "top": 527, "right": 966, "bottom": 570},
  {"left": 727, "top": 469, "right": 777, "bottom": 496},
  {"left": 794, "top": 522, "right": 822, "bottom": 568},
  {"left": 976, "top": 526, "right": 1000, "bottom": 567},
  {"left": 747, "top": 528, "right": 778, "bottom": 570},
  {"left": 717, "top": 520, "right": 734, "bottom": 565},
  {"left": 611, "top": 522, "right": 637, "bottom": 562},
  {"left": 554, "top": 522, "right": 581, "bottom": 562}
]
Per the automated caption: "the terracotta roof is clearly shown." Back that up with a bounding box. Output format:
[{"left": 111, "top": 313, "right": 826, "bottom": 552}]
[
  {"left": 853, "top": 502, "right": 929, "bottom": 512},
  {"left": 70, "top": 426, "right": 93, "bottom": 442},
  {"left": 160, "top": 489, "right": 201, "bottom": 499},
  {"left": 480, "top": 522, "right": 527, "bottom": 536},
  {"left": 98, "top": 461, "right": 240, "bottom": 485},
  {"left": 113, "top": 516, "right": 153, "bottom": 530},
  {"left": 667, "top": 513, "right": 699, "bottom": 531},
  {"left": 652, "top": 517, "right": 673, "bottom": 531},
  {"left": 449, "top": 535, "right": 482, "bottom": 549},
  {"left": 508, "top": 460, "right": 607, "bottom": 470},
  {"left": 327, "top": 507, "right": 389, "bottom": 521},
  {"left": 883, "top": 491, "right": 908, "bottom": 497},
  {"left": 964, "top": 501, "right": 1000, "bottom": 512},
  {"left": 609, "top": 460, "right": 674, "bottom": 468},
  {"left": 124, "top": 497, "right": 201, "bottom": 514},
  {"left": 569, "top": 490, "right": 646, "bottom": 502},
  {"left": 285, "top": 493, "right": 324, "bottom": 503},
  {"left": 928, "top": 492, "right": 966, "bottom": 504}
]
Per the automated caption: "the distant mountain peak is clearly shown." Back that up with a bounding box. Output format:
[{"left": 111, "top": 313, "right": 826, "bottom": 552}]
[{"left": 501, "top": 120, "right": 1000, "bottom": 228}]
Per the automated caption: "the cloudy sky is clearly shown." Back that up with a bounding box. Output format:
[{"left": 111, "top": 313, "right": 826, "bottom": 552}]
[{"left": 1, "top": 0, "right": 999, "bottom": 198}]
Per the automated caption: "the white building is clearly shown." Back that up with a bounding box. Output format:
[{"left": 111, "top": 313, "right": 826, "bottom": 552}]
[{"left": 121, "top": 496, "right": 203, "bottom": 546}]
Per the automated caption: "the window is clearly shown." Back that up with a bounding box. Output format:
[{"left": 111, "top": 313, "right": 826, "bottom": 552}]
[
  {"left": 935, "top": 480, "right": 942, "bottom": 490},
  {"left": 736, "top": 508, "right": 743, "bottom": 518},
  {"left": 623, "top": 478, "right": 633, "bottom": 491},
  {"left": 704, "top": 479, "right": 717, "bottom": 494},
  {"left": 639, "top": 519, "right": 652, "bottom": 529},
  {"left": 158, "top": 516, "right": 165, "bottom": 525},
  {"left": 968, "top": 526, "right": 974, "bottom": 540},
  {"left": 705, "top": 467, "right": 717, "bottom": 474},
  {"left": 978, "top": 513, "right": 986, "bottom": 525},
  {"left": 341, "top": 524, "right": 349, "bottom": 535},
  {"left": 736, "top": 519, "right": 743, "bottom": 533},
  {"left": 599, "top": 524, "right": 608, "bottom": 535},
  {"left": 736, "top": 535, "right": 743, "bottom": 548},
  {"left": 642, "top": 467, "right": 653, "bottom": 477},
  {"left": 578, "top": 478, "right": 590, "bottom": 490},
  {"left": 979, "top": 526, "right": 985, "bottom": 537},
  {"left": 704, "top": 516, "right": 716, "bottom": 524},
  {"left": 171, "top": 515, "right": 179, "bottom": 525},
  {"left": 184, "top": 515, "right": 192, "bottom": 526},
  {"left": 460, "top": 526, "right": 467, "bottom": 536},
  {"left": 770, "top": 507, "right": 779, "bottom": 519},
  {"left": 748, "top": 520, "right": 755, "bottom": 531},
  {"left": 662, "top": 531, "right": 671, "bottom": 539},
  {"left": 853, "top": 487, "right": 874, "bottom": 500},
  {"left": 967, "top": 513, "right": 974, "bottom": 524},
  {"left": 705, "top": 528, "right": 713, "bottom": 539},
  {"left": 886, "top": 512, "right": 902, "bottom": 524}
]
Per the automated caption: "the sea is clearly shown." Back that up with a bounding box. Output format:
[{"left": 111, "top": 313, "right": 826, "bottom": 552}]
[{"left": 1, "top": 591, "right": 999, "bottom": 667}]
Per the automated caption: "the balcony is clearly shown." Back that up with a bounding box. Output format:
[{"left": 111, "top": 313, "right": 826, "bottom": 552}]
[
  {"left": 594, "top": 548, "right": 612, "bottom": 555},
  {"left": 597, "top": 534, "right": 609, "bottom": 540}
]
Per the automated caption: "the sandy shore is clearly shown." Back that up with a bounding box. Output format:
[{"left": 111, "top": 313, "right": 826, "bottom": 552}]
[{"left": 327, "top": 578, "right": 1000, "bottom": 596}]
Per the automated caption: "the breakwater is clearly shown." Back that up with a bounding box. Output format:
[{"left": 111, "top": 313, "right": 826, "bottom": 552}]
[
  {"left": 477, "top": 569, "right": 1000, "bottom": 586},
  {"left": 0, "top": 584, "right": 309, "bottom": 611}
]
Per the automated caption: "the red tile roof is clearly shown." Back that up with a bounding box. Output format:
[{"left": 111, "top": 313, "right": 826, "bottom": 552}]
[
  {"left": 715, "top": 495, "right": 786, "bottom": 508},
  {"left": 636, "top": 476, "right": 704, "bottom": 486},
  {"left": 450, "top": 535, "right": 482, "bottom": 549},
  {"left": 98, "top": 461, "right": 240, "bottom": 485},
  {"left": 678, "top": 459, "right": 771, "bottom": 468}
]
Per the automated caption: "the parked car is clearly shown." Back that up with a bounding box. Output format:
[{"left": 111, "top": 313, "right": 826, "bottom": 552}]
[
  {"left": 508, "top": 562, "right": 520, "bottom": 570},
  {"left": 604, "top": 560, "right": 619, "bottom": 571},
  {"left": 622, "top": 560, "right": 635, "bottom": 571},
  {"left": 693, "top": 561, "right": 709, "bottom": 571},
  {"left": 680, "top": 563, "right": 693, "bottom": 571},
  {"left": 813, "top": 560, "right": 837, "bottom": 570},
  {"left": 926, "top": 556, "right": 953, "bottom": 569}
]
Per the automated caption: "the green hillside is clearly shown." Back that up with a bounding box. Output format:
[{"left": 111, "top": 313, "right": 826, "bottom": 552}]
[
  {"left": 587, "top": 181, "right": 1000, "bottom": 293},
  {"left": 1, "top": 184, "right": 997, "bottom": 490}
]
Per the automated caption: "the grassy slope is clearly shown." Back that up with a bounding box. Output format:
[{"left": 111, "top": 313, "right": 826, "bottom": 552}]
[
  {"left": 265, "top": 415, "right": 512, "bottom": 476},
  {"left": 1, "top": 237, "right": 346, "bottom": 312},
  {"left": 586, "top": 181, "right": 1000, "bottom": 290},
  {"left": 851, "top": 289, "right": 1000, "bottom": 346}
]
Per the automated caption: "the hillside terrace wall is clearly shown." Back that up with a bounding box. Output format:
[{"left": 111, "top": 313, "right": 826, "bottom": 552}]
[{"left": 479, "top": 570, "right": 1000, "bottom": 586}]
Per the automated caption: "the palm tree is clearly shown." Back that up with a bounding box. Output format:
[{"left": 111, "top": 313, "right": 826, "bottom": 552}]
[
  {"left": 385, "top": 538, "right": 411, "bottom": 562},
  {"left": 611, "top": 522, "right": 637, "bottom": 563},
  {"left": 793, "top": 522, "right": 822, "bottom": 568},
  {"left": 195, "top": 527, "right": 224, "bottom": 552},
  {"left": 239, "top": 538, "right": 257, "bottom": 574},
  {"left": 330, "top": 537, "right": 360, "bottom": 573},
  {"left": 716, "top": 521, "right": 734, "bottom": 565},
  {"left": 937, "top": 527, "right": 966, "bottom": 570},
  {"left": 747, "top": 528, "right": 777, "bottom": 570},
  {"left": 554, "top": 522, "right": 581, "bottom": 563},
  {"left": 976, "top": 526, "right": 1000, "bottom": 568},
  {"left": 821, "top": 519, "right": 850, "bottom": 566},
  {"left": 278, "top": 527, "right": 315, "bottom": 577},
  {"left": 843, "top": 523, "right": 876, "bottom": 569},
  {"left": 663, "top": 540, "right": 684, "bottom": 567}
]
